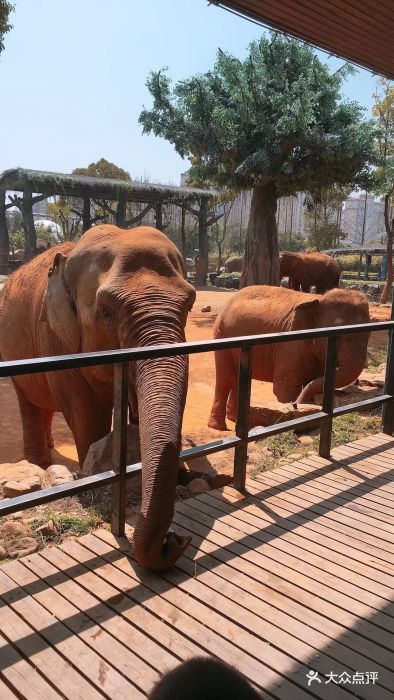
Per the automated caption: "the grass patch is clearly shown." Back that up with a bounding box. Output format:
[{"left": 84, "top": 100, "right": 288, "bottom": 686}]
[
  {"left": 252, "top": 412, "right": 381, "bottom": 477},
  {"left": 366, "top": 346, "right": 386, "bottom": 373}
]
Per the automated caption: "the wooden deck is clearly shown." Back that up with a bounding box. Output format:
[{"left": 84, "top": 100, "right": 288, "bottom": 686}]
[{"left": 0, "top": 432, "right": 393, "bottom": 699}]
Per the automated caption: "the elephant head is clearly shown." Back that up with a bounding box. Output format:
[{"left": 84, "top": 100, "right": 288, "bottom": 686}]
[
  {"left": 296, "top": 288, "right": 370, "bottom": 403},
  {"left": 40, "top": 225, "right": 196, "bottom": 570}
]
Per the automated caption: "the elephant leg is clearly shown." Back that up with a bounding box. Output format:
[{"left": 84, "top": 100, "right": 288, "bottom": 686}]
[
  {"left": 208, "top": 349, "right": 235, "bottom": 431},
  {"left": 47, "top": 371, "right": 113, "bottom": 467},
  {"left": 43, "top": 410, "right": 55, "bottom": 448},
  {"left": 301, "top": 282, "right": 310, "bottom": 293},
  {"left": 291, "top": 278, "right": 301, "bottom": 292},
  {"left": 13, "top": 382, "right": 51, "bottom": 467},
  {"left": 226, "top": 385, "right": 238, "bottom": 423}
]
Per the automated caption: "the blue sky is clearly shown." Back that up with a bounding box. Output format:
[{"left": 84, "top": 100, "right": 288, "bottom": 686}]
[{"left": 0, "top": 0, "right": 379, "bottom": 185}]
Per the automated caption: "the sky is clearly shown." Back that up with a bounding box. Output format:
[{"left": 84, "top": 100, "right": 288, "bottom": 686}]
[{"left": 0, "top": 0, "right": 380, "bottom": 186}]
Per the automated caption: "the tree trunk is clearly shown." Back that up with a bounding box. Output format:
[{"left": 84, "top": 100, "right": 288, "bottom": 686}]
[
  {"left": 380, "top": 194, "right": 393, "bottom": 304},
  {"left": 82, "top": 197, "right": 91, "bottom": 232},
  {"left": 357, "top": 192, "right": 368, "bottom": 279},
  {"left": 22, "top": 189, "right": 37, "bottom": 262},
  {"left": 0, "top": 189, "right": 9, "bottom": 274},
  {"left": 195, "top": 197, "right": 208, "bottom": 286},
  {"left": 240, "top": 181, "right": 280, "bottom": 288}
]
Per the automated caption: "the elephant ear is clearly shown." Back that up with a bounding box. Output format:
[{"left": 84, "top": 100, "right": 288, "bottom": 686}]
[
  {"left": 291, "top": 298, "right": 320, "bottom": 330},
  {"left": 39, "top": 252, "right": 81, "bottom": 354}
]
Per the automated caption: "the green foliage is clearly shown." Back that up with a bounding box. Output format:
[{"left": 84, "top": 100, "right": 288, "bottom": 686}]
[
  {"left": 339, "top": 254, "right": 381, "bottom": 273},
  {"left": 0, "top": 0, "right": 14, "bottom": 55},
  {"left": 8, "top": 227, "right": 24, "bottom": 252},
  {"left": 370, "top": 78, "right": 394, "bottom": 200},
  {"left": 278, "top": 231, "right": 306, "bottom": 252},
  {"left": 140, "top": 34, "right": 375, "bottom": 197},
  {"left": 306, "top": 220, "right": 345, "bottom": 250},
  {"left": 72, "top": 157, "right": 131, "bottom": 181}
]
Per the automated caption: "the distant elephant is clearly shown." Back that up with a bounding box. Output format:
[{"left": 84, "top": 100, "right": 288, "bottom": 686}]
[
  {"left": 280, "top": 251, "right": 341, "bottom": 294},
  {"left": 225, "top": 255, "right": 243, "bottom": 273},
  {"left": 208, "top": 285, "right": 369, "bottom": 431},
  {"left": 0, "top": 225, "right": 196, "bottom": 570}
]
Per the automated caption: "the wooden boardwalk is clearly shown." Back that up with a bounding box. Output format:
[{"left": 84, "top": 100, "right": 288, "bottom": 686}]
[{"left": 0, "top": 432, "right": 393, "bottom": 699}]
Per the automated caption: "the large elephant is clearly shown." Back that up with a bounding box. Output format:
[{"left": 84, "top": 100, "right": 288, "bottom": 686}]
[
  {"left": 280, "top": 251, "right": 341, "bottom": 293},
  {"left": 0, "top": 224, "right": 196, "bottom": 570},
  {"left": 208, "top": 285, "right": 369, "bottom": 431},
  {"left": 225, "top": 255, "right": 243, "bottom": 273}
]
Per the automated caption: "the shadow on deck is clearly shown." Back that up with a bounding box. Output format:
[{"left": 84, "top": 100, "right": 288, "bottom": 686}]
[{"left": 0, "top": 432, "right": 393, "bottom": 699}]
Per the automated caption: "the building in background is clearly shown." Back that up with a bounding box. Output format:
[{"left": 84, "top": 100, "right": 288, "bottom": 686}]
[{"left": 341, "top": 194, "right": 385, "bottom": 245}]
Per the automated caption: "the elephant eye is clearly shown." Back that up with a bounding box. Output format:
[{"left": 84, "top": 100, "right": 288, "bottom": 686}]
[{"left": 97, "top": 304, "right": 113, "bottom": 324}]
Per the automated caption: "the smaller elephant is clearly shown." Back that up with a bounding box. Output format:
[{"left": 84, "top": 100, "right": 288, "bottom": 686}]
[
  {"left": 225, "top": 255, "right": 243, "bottom": 273},
  {"left": 280, "top": 251, "right": 341, "bottom": 294},
  {"left": 208, "top": 285, "right": 370, "bottom": 431}
]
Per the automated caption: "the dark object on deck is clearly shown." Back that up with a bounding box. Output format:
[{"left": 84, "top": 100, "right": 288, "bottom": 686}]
[{"left": 148, "top": 657, "right": 260, "bottom": 699}]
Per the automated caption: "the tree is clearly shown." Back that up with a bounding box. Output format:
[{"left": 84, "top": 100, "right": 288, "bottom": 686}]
[
  {"left": 0, "top": 0, "right": 14, "bottom": 56},
  {"left": 304, "top": 185, "right": 349, "bottom": 250},
  {"left": 47, "top": 198, "right": 81, "bottom": 241},
  {"left": 72, "top": 158, "right": 133, "bottom": 228},
  {"left": 370, "top": 79, "right": 394, "bottom": 303},
  {"left": 139, "top": 34, "right": 376, "bottom": 287}
]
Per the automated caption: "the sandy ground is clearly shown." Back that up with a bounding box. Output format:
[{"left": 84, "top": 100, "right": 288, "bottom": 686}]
[{"left": 0, "top": 289, "right": 390, "bottom": 475}]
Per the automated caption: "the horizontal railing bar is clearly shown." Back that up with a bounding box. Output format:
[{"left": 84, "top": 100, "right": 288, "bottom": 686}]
[
  {"left": 181, "top": 436, "right": 241, "bottom": 460},
  {"left": 247, "top": 412, "right": 328, "bottom": 442},
  {"left": 0, "top": 469, "right": 119, "bottom": 517},
  {"left": 332, "top": 394, "right": 393, "bottom": 416},
  {"left": 0, "top": 321, "right": 392, "bottom": 378}
]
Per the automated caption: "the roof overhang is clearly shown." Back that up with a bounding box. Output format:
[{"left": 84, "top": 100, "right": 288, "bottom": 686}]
[
  {"left": 0, "top": 168, "right": 215, "bottom": 204},
  {"left": 212, "top": 1, "right": 394, "bottom": 79}
]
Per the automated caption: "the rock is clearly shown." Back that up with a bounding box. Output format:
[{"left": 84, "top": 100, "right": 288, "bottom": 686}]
[
  {"left": 0, "top": 545, "right": 6, "bottom": 560},
  {"left": 83, "top": 424, "right": 141, "bottom": 475},
  {"left": 1, "top": 521, "right": 28, "bottom": 538},
  {"left": 187, "top": 478, "right": 210, "bottom": 495},
  {"left": 201, "top": 305, "right": 211, "bottom": 312},
  {"left": 3, "top": 476, "right": 41, "bottom": 497},
  {"left": 9, "top": 511, "right": 24, "bottom": 520},
  {"left": 0, "top": 460, "right": 44, "bottom": 488},
  {"left": 297, "top": 435, "right": 314, "bottom": 446},
  {"left": 35, "top": 519, "right": 59, "bottom": 537},
  {"left": 6, "top": 537, "right": 38, "bottom": 559},
  {"left": 46, "top": 464, "right": 76, "bottom": 486},
  {"left": 287, "top": 452, "right": 303, "bottom": 460},
  {"left": 248, "top": 402, "right": 321, "bottom": 430}
]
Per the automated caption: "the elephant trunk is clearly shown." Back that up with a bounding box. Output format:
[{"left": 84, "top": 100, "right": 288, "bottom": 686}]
[
  {"left": 296, "top": 334, "right": 369, "bottom": 404},
  {"left": 120, "top": 309, "right": 190, "bottom": 570}
]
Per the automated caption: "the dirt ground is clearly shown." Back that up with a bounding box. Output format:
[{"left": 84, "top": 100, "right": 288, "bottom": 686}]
[{"left": 0, "top": 289, "right": 390, "bottom": 476}]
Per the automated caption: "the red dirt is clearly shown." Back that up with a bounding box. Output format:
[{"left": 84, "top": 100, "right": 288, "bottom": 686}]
[{"left": 0, "top": 290, "right": 390, "bottom": 473}]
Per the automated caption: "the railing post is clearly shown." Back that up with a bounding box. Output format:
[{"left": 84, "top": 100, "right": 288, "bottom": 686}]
[
  {"left": 111, "top": 362, "right": 129, "bottom": 536},
  {"left": 233, "top": 345, "right": 253, "bottom": 492},
  {"left": 319, "top": 336, "right": 338, "bottom": 459},
  {"left": 382, "top": 294, "right": 394, "bottom": 434}
]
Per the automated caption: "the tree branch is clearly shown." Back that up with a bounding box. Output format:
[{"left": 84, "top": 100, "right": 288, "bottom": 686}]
[{"left": 125, "top": 203, "right": 153, "bottom": 226}]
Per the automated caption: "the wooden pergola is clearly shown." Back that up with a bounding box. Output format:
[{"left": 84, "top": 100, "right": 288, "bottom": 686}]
[{"left": 0, "top": 168, "right": 216, "bottom": 282}]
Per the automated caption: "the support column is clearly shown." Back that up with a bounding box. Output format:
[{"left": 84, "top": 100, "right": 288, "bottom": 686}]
[
  {"left": 181, "top": 202, "right": 186, "bottom": 278},
  {"left": 195, "top": 197, "right": 208, "bottom": 286},
  {"left": 22, "top": 188, "right": 37, "bottom": 262},
  {"left": 116, "top": 192, "right": 127, "bottom": 228},
  {"left": 155, "top": 203, "right": 163, "bottom": 231},
  {"left": 82, "top": 197, "right": 91, "bottom": 232},
  {"left": 0, "top": 189, "right": 9, "bottom": 274}
]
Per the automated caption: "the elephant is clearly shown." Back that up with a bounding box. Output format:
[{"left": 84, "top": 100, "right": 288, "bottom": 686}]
[
  {"left": 280, "top": 251, "right": 341, "bottom": 294},
  {"left": 224, "top": 255, "right": 243, "bottom": 273},
  {"left": 0, "top": 224, "right": 196, "bottom": 570},
  {"left": 208, "top": 285, "right": 370, "bottom": 431}
]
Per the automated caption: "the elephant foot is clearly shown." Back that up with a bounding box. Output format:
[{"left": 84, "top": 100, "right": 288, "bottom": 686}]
[
  {"left": 208, "top": 416, "right": 228, "bottom": 431},
  {"left": 25, "top": 451, "right": 52, "bottom": 469},
  {"left": 226, "top": 411, "right": 236, "bottom": 424}
]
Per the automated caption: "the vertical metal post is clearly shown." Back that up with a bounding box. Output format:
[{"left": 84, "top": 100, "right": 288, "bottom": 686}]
[
  {"left": 319, "top": 336, "right": 338, "bottom": 458},
  {"left": 111, "top": 362, "right": 129, "bottom": 536},
  {"left": 233, "top": 346, "right": 253, "bottom": 492},
  {"left": 382, "top": 295, "right": 394, "bottom": 434}
]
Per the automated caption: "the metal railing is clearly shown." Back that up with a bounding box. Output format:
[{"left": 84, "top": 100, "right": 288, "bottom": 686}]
[{"left": 1, "top": 317, "right": 394, "bottom": 537}]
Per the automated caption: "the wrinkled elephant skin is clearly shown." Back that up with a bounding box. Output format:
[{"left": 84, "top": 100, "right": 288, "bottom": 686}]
[{"left": 0, "top": 225, "right": 196, "bottom": 570}]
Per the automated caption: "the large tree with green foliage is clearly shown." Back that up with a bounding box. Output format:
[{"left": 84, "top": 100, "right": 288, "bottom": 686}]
[
  {"left": 370, "top": 79, "right": 394, "bottom": 303},
  {"left": 0, "top": 0, "right": 13, "bottom": 56},
  {"left": 139, "top": 34, "right": 376, "bottom": 287}
]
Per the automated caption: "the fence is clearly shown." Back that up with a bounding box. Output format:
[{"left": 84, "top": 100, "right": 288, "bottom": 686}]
[{"left": 1, "top": 317, "right": 394, "bottom": 537}]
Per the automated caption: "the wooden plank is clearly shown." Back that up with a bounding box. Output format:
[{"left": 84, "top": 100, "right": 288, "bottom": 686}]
[
  {"left": 73, "top": 533, "right": 312, "bottom": 700},
  {"left": 242, "top": 480, "right": 394, "bottom": 568},
  {"left": 170, "top": 507, "right": 394, "bottom": 673},
  {"left": 0, "top": 677, "right": 18, "bottom": 700},
  {"left": 20, "top": 550, "right": 161, "bottom": 695},
  {"left": 0, "top": 630, "right": 62, "bottom": 700},
  {"left": 171, "top": 502, "right": 394, "bottom": 651},
  {"left": 40, "top": 544, "right": 201, "bottom": 670},
  {"left": 247, "top": 474, "right": 394, "bottom": 552},
  {"left": 0, "top": 559, "right": 139, "bottom": 699},
  {"left": 205, "top": 488, "right": 394, "bottom": 588}
]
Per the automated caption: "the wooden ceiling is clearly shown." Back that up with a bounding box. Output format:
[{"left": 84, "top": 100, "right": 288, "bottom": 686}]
[{"left": 213, "top": 1, "right": 394, "bottom": 79}]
